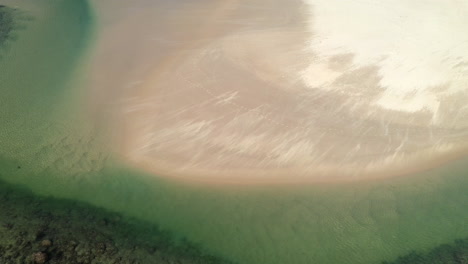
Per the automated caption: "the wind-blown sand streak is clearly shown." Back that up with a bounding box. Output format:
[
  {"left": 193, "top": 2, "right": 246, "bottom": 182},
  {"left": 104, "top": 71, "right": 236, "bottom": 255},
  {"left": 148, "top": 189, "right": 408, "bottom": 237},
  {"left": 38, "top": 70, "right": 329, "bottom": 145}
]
[{"left": 87, "top": 0, "right": 468, "bottom": 183}]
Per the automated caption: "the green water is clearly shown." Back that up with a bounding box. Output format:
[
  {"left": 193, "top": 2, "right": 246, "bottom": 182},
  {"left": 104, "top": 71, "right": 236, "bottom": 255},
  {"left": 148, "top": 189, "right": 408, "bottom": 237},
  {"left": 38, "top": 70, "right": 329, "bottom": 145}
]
[{"left": 0, "top": 1, "right": 467, "bottom": 264}]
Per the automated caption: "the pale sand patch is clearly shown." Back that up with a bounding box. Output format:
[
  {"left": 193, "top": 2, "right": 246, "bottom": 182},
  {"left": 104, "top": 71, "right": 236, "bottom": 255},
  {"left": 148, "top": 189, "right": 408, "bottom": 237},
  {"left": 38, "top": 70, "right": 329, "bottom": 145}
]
[
  {"left": 302, "top": 0, "right": 468, "bottom": 117},
  {"left": 87, "top": 0, "right": 468, "bottom": 184}
]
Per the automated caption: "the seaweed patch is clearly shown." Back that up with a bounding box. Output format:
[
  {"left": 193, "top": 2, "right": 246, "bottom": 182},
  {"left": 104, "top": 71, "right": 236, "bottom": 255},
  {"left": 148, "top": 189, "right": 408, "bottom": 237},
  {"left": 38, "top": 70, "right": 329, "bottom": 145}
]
[
  {"left": 381, "top": 238, "right": 468, "bottom": 264},
  {"left": 0, "top": 5, "right": 18, "bottom": 46},
  {"left": 0, "top": 5, "right": 31, "bottom": 51}
]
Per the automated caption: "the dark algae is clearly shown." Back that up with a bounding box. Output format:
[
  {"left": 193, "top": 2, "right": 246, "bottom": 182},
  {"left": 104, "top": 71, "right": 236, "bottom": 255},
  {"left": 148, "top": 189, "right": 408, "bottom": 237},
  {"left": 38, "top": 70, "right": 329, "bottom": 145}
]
[
  {"left": 0, "top": 5, "right": 30, "bottom": 45},
  {"left": 0, "top": 178, "right": 235, "bottom": 264},
  {"left": 382, "top": 238, "right": 468, "bottom": 264},
  {"left": 0, "top": 5, "right": 15, "bottom": 45}
]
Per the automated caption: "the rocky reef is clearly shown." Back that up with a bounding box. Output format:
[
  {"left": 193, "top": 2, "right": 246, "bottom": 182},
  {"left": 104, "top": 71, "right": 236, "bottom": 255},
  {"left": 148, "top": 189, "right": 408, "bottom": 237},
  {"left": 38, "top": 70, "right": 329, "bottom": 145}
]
[{"left": 0, "top": 178, "right": 234, "bottom": 264}]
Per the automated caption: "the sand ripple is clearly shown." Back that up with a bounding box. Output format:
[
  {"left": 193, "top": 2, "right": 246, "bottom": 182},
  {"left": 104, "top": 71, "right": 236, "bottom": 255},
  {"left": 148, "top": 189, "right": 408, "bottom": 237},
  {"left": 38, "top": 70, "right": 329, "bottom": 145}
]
[{"left": 88, "top": 0, "right": 468, "bottom": 183}]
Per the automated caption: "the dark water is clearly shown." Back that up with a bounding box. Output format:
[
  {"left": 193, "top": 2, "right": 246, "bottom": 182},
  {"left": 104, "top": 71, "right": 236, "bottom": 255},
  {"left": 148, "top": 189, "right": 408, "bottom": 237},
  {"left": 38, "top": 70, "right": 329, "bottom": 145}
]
[{"left": 0, "top": 1, "right": 467, "bottom": 264}]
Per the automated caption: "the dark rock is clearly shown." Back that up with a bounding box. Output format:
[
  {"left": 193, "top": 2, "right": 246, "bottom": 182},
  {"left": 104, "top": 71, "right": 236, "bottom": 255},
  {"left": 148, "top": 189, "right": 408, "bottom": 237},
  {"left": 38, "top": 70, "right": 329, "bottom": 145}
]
[{"left": 35, "top": 229, "right": 46, "bottom": 240}]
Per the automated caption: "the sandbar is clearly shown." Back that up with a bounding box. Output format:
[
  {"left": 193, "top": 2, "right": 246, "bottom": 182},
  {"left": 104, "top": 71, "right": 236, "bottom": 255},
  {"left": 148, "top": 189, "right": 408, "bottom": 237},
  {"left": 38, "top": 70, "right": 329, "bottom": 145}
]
[{"left": 86, "top": 0, "right": 468, "bottom": 184}]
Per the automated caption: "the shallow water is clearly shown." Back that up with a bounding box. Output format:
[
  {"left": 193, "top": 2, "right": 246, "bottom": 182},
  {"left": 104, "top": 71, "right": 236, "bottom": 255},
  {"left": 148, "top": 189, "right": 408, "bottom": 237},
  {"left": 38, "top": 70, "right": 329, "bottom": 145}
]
[{"left": 0, "top": 0, "right": 467, "bottom": 264}]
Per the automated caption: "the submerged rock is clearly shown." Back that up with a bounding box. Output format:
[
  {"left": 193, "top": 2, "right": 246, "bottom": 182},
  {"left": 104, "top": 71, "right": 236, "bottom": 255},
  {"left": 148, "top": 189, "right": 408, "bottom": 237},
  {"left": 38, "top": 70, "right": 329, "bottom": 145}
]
[
  {"left": 32, "top": 252, "right": 47, "bottom": 264},
  {"left": 40, "top": 239, "right": 52, "bottom": 248},
  {"left": 0, "top": 178, "right": 235, "bottom": 264}
]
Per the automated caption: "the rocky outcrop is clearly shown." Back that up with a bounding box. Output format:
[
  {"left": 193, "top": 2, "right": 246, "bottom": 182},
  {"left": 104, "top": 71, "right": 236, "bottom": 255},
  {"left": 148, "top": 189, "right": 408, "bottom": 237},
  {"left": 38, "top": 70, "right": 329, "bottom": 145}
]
[{"left": 0, "top": 178, "right": 234, "bottom": 264}]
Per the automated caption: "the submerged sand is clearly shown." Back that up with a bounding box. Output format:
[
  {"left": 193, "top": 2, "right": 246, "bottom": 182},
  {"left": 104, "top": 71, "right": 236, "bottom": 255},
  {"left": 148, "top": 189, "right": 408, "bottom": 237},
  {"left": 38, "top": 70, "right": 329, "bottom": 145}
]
[{"left": 87, "top": 0, "right": 468, "bottom": 183}]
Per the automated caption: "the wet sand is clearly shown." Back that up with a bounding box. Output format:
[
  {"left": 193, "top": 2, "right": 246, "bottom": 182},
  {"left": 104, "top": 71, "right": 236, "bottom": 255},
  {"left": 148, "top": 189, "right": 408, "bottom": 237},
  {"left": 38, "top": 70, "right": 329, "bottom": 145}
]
[{"left": 86, "top": 0, "right": 468, "bottom": 183}]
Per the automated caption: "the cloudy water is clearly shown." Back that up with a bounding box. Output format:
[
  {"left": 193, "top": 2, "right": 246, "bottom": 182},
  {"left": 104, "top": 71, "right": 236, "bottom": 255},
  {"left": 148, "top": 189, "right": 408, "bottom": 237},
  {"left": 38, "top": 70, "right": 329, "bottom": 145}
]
[{"left": 0, "top": 0, "right": 466, "bottom": 263}]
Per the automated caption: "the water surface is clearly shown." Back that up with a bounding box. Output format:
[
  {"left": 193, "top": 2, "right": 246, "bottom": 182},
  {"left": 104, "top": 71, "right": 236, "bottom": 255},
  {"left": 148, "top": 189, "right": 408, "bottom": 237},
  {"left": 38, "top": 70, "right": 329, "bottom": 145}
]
[{"left": 0, "top": 1, "right": 466, "bottom": 264}]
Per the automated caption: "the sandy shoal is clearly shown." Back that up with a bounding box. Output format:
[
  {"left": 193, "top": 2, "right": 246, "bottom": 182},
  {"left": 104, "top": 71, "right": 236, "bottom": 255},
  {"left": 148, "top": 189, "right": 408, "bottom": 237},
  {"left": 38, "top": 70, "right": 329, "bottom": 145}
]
[{"left": 85, "top": 0, "right": 468, "bottom": 184}]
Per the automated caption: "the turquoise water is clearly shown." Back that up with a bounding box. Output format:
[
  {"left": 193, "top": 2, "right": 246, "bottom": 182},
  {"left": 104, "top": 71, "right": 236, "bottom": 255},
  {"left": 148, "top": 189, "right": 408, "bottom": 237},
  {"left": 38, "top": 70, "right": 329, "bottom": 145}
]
[{"left": 0, "top": 1, "right": 466, "bottom": 263}]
